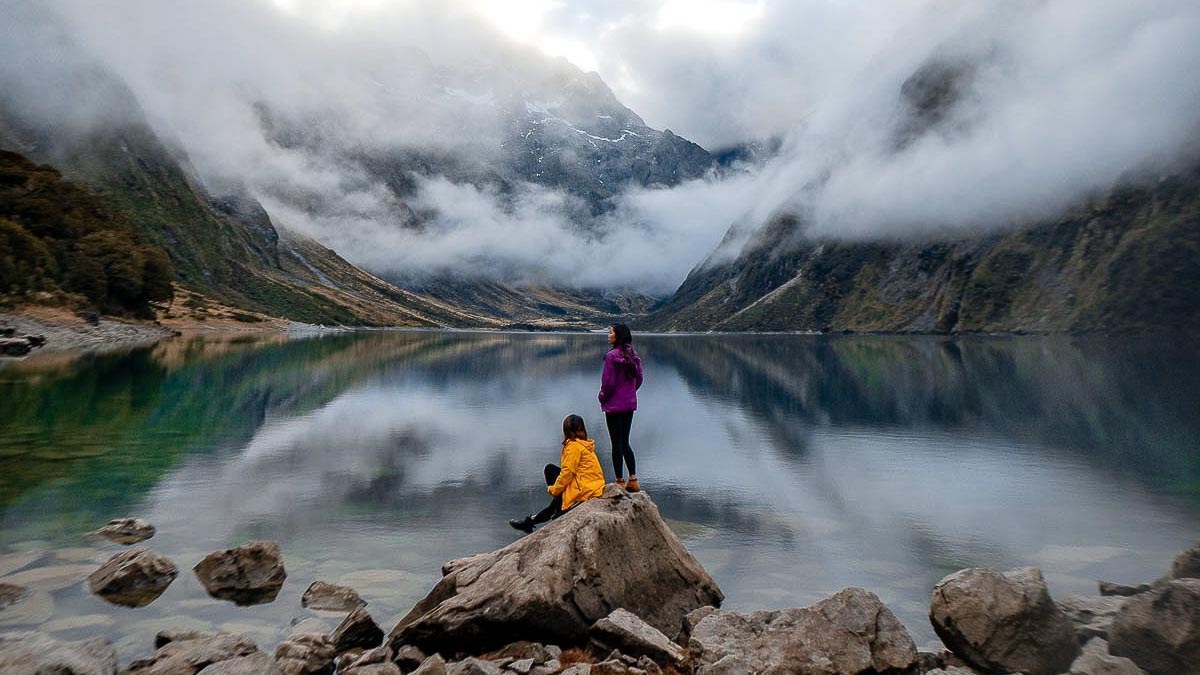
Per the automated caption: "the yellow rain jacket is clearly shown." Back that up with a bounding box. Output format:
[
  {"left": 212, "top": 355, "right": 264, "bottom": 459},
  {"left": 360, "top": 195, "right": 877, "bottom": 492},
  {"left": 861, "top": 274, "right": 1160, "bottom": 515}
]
[{"left": 548, "top": 438, "right": 605, "bottom": 510}]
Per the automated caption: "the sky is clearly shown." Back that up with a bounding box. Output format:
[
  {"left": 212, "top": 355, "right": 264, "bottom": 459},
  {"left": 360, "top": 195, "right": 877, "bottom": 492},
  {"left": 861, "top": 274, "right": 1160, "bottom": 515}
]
[{"left": 2, "top": 0, "right": 1199, "bottom": 293}]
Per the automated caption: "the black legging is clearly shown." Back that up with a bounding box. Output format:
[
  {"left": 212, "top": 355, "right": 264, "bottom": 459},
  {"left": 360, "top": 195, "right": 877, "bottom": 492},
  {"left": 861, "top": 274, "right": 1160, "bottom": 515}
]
[
  {"left": 605, "top": 411, "right": 636, "bottom": 479},
  {"left": 531, "top": 464, "right": 563, "bottom": 525}
]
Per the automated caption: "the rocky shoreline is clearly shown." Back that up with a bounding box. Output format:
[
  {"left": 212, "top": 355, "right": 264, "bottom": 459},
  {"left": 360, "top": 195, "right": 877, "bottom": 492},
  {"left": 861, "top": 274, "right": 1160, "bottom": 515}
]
[
  {"left": 0, "top": 310, "right": 175, "bottom": 357},
  {"left": 1, "top": 490, "right": 1195, "bottom": 675}
]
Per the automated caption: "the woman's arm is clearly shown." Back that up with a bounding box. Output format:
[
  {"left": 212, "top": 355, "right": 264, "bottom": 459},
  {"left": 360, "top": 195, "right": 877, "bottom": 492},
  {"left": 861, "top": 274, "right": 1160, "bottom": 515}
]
[
  {"left": 634, "top": 355, "right": 644, "bottom": 390},
  {"left": 548, "top": 444, "right": 580, "bottom": 496},
  {"left": 598, "top": 353, "right": 616, "bottom": 403}
]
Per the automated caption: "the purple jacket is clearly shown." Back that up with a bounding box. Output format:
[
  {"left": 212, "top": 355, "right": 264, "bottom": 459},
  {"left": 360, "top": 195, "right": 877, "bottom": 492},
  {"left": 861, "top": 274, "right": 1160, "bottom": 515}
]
[{"left": 599, "top": 346, "right": 643, "bottom": 412}]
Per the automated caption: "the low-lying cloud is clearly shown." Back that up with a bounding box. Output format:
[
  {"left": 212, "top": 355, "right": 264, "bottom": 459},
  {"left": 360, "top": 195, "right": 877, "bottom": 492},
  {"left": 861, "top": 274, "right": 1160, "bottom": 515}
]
[{"left": 2, "top": 0, "right": 1198, "bottom": 294}]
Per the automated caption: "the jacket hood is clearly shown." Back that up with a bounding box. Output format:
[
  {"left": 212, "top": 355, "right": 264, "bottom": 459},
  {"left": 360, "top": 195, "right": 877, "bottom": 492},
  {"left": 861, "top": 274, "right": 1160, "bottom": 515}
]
[
  {"left": 608, "top": 346, "right": 640, "bottom": 363},
  {"left": 567, "top": 438, "right": 596, "bottom": 452}
]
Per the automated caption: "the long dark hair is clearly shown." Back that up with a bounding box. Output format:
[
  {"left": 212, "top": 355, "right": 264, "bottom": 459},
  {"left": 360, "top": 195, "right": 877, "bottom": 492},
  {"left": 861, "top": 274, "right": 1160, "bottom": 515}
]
[
  {"left": 562, "top": 414, "right": 589, "bottom": 445},
  {"left": 610, "top": 323, "right": 638, "bottom": 379}
]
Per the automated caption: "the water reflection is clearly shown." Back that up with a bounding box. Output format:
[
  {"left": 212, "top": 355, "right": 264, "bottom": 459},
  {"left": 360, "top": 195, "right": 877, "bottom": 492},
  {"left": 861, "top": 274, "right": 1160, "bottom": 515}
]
[{"left": 0, "top": 332, "right": 1197, "bottom": 654}]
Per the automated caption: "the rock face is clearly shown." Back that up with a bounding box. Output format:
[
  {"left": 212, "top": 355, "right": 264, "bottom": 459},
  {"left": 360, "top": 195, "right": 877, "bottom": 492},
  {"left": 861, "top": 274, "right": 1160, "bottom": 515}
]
[
  {"left": 1068, "top": 638, "right": 1148, "bottom": 675},
  {"left": 91, "top": 518, "right": 156, "bottom": 545},
  {"left": 1169, "top": 542, "right": 1200, "bottom": 579},
  {"left": 0, "top": 632, "right": 117, "bottom": 675},
  {"left": 193, "top": 540, "right": 286, "bottom": 605},
  {"left": 387, "top": 489, "right": 722, "bottom": 656},
  {"left": 589, "top": 609, "right": 688, "bottom": 667},
  {"left": 687, "top": 587, "right": 917, "bottom": 675},
  {"left": 273, "top": 633, "right": 335, "bottom": 675},
  {"left": 1108, "top": 578, "right": 1200, "bottom": 675},
  {"left": 300, "top": 580, "right": 365, "bottom": 611},
  {"left": 330, "top": 606, "right": 384, "bottom": 653},
  {"left": 88, "top": 548, "right": 178, "bottom": 607},
  {"left": 1058, "top": 595, "right": 1128, "bottom": 642},
  {"left": 121, "top": 632, "right": 259, "bottom": 674}
]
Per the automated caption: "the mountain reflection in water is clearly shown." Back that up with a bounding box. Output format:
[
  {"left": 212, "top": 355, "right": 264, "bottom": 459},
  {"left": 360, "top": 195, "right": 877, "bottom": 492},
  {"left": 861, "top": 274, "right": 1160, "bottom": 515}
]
[{"left": 0, "top": 331, "right": 1197, "bottom": 653}]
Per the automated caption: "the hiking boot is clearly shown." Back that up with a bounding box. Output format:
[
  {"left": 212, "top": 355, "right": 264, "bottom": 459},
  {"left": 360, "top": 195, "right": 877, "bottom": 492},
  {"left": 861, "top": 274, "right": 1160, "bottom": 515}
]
[
  {"left": 626, "top": 477, "right": 640, "bottom": 493},
  {"left": 508, "top": 516, "right": 534, "bottom": 533},
  {"left": 615, "top": 477, "right": 626, "bottom": 488}
]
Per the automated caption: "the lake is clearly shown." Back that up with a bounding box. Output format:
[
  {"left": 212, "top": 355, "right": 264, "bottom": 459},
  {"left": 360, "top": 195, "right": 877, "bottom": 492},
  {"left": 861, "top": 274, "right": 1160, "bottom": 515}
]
[{"left": 1, "top": 331, "right": 1198, "bottom": 658}]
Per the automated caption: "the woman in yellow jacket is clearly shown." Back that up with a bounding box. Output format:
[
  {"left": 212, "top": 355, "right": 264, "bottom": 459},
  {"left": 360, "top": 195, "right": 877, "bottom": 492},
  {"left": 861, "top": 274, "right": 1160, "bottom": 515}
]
[{"left": 509, "top": 414, "right": 606, "bottom": 533}]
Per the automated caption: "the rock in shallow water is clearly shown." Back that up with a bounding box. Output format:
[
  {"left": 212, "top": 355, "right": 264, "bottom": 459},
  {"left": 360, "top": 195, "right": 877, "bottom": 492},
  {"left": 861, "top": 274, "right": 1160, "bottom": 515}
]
[
  {"left": 388, "top": 488, "right": 722, "bottom": 655},
  {"left": 193, "top": 541, "right": 286, "bottom": 606},
  {"left": 88, "top": 548, "right": 178, "bottom": 607},
  {"left": 91, "top": 518, "right": 156, "bottom": 545},
  {"left": 929, "top": 566, "right": 1079, "bottom": 675},
  {"left": 687, "top": 587, "right": 917, "bottom": 675},
  {"left": 300, "top": 580, "right": 364, "bottom": 612},
  {"left": 121, "top": 632, "right": 259, "bottom": 674}
]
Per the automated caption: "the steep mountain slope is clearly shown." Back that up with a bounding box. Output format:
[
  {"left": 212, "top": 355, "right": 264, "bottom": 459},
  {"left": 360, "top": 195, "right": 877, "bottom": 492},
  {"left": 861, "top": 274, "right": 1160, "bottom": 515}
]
[{"left": 648, "top": 167, "right": 1200, "bottom": 334}]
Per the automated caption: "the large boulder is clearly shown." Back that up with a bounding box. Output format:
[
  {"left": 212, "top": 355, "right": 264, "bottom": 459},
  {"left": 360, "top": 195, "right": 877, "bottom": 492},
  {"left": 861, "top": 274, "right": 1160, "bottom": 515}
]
[
  {"left": 687, "top": 587, "right": 917, "bottom": 675},
  {"left": 1108, "top": 578, "right": 1200, "bottom": 675},
  {"left": 90, "top": 518, "right": 156, "bottom": 545},
  {"left": 88, "top": 548, "right": 178, "bottom": 607},
  {"left": 387, "top": 489, "right": 722, "bottom": 655},
  {"left": 0, "top": 632, "right": 117, "bottom": 675},
  {"left": 1067, "top": 638, "right": 1147, "bottom": 675},
  {"left": 121, "top": 633, "right": 259, "bottom": 674},
  {"left": 330, "top": 606, "right": 384, "bottom": 653},
  {"left": 193, "top": 541, "right": 286, "bottom": 605},
  {"left": 1169, "top": 541, "right": 1200, "bottom": 580},
  {"left": 300, "top": 580, "right": 364, "bottom": 611},
  {"left": 929, "top": 567, "right": 1078, "bottom": 675}
]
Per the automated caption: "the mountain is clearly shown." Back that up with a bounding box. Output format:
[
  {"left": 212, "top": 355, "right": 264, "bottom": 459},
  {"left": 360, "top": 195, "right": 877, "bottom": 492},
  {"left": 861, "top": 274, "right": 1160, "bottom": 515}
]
[{"left": 647, "top": 167, "right": 1200, "bottom": 334}]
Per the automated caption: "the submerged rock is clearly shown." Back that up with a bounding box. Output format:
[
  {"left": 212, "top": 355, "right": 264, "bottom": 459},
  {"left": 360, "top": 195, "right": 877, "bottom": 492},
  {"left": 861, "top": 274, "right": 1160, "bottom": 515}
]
[
  {"left": 300, "top": 580, "right": 365, "bottom": 612},
  {"left": 929, "top": 567, "right": 1079, "bottom": 675},
  {"left": 387, "top": 488, "right": 722, "bottom": 655},
  {"left": 0, "top": 588, "right": 54, "bottom": 627},
  {"left": 1108, "top": 578, "right": 1200, "bottom": 675},
  {"left": 0, "top": 581, "right": 27, "bottom": 609},
  {"left": 193, "top": 541, "right": 286, "bottom": 606},
  {"left": 88, "top": 548, "right": 178, "bottom": 607},
  {"left": 0, "top": 632, "right": 117, "bottom": 675},
  {"left": 687, "top": 587, "right": 917, "bottom": 675},
  {"left": 91, "top": 518, "right": 156, "bottom": 545}
]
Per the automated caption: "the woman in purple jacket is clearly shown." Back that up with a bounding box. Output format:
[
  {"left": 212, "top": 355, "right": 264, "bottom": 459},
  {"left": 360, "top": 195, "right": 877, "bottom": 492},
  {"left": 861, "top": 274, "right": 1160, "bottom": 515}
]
[{"left": 599, "top": 323, "right": 644, "bottom": 492}]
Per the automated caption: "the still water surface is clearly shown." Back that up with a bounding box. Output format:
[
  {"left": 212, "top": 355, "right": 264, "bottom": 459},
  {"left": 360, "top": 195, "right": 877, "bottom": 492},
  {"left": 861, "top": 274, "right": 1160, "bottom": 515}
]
[{"left": 1, "top": 331, "right": 1198, "bottom": 657}]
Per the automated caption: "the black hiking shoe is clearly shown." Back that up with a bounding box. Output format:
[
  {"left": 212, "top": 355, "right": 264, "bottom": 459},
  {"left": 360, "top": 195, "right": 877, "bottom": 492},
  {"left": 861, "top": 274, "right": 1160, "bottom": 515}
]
[{"left": 508, "top": 516, "right": 535, "bottom": 534}]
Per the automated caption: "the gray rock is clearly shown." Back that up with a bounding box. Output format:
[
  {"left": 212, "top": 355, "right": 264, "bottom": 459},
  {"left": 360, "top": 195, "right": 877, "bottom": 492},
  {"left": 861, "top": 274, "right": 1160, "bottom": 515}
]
[
  {"left": 193, "top": 541, "right": 286, "bottom": 606},
  {"left": 1058, "top": 595, "right": 1128, "bottom": 641},
  {"left": 1169, "top": 542, "right": 1200, "bottom": 580},
  {"left": 390, "top": 644, "right": 425, "bottom": 671},
  {"left": 388, "top": 490, "right": 722, "bottom": 655},
  {"left": 923, "top": 668, "right": 982, "bottom": 675},
  {"left": 634, "top": 656, "right": 661, "bottom": 675},
  {"left": 929, "top": 567, "right": 1078, "bottom": 675},
  {"left": 410, "top": 654, "right": 448, "bottom": 675},
  {"left": 336, "top": 645, "right": 392, "bottom": 672},
  {"left": 589, "top": 608, "right": 688, "bottom": 667},
  {"left": 196, "top": 652, "right": 282, "bottom": 675},
  {"left": 446, "top": 656, "right": 502, "bottom": 675},
  {"left": 1068, "top": 638, "right": 1148, "bottom": 675},
  {"left": 557, "top": 665, "right": 590, "bottom": 675},
  {"left": 121, "top": 632, "right": 259, "bottom": 675},
  {"left": 91, "top": 518, "right": 156, "bottom": 545},
  {"left": 689, "top": 587, "right": 917, "bottom": 675},
  {"left": 0, "top": 632, "right": 117, "bottom": 675},
  {"left": 88, "top": 548, "right": 178, "bottom": 607},
  {"left": 508, "top": 658, "right": 535, "bottom": 674},
  {"left": 156, "top": 631, "right": 211, "bottom": 649},
  {"left": 273, "top": 633, "right": 335, "bottom": 675},
  {"left": 589, "top": 659, "right": 629, "bottom": 675},
  {"left": 341, "top": 665, "right": 401, "bottom": 675},
  {"left": 485, "top": 642, "right": 551, "bottom": 665},
  {"left": 1098, "top": 581, "right": 1154, "bottom": 597},
  {"left": 1108, "top": 578, "right": 1200, "bottom": 675},
  {"left": 300, "top": 580, "right": 365, "bottom": 612},
  {"left": 330, "top": 606, "right": 384, "bottom": 653}
]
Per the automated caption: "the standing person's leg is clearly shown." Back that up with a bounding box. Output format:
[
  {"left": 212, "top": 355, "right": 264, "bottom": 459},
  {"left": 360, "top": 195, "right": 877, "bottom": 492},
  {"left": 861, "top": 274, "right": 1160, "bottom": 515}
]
[
  {"left": 605, "top": 412, "right": 626, "bottom": 483},
  {"left": 615, "top": 411, "right": 638, "bottom": 491}
]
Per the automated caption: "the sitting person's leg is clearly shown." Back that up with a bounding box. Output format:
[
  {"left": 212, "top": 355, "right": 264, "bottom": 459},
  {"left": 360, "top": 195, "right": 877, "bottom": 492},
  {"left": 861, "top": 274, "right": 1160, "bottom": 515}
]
[{"left": 509, "top": 464, "right": 562, "bottom": 533}]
